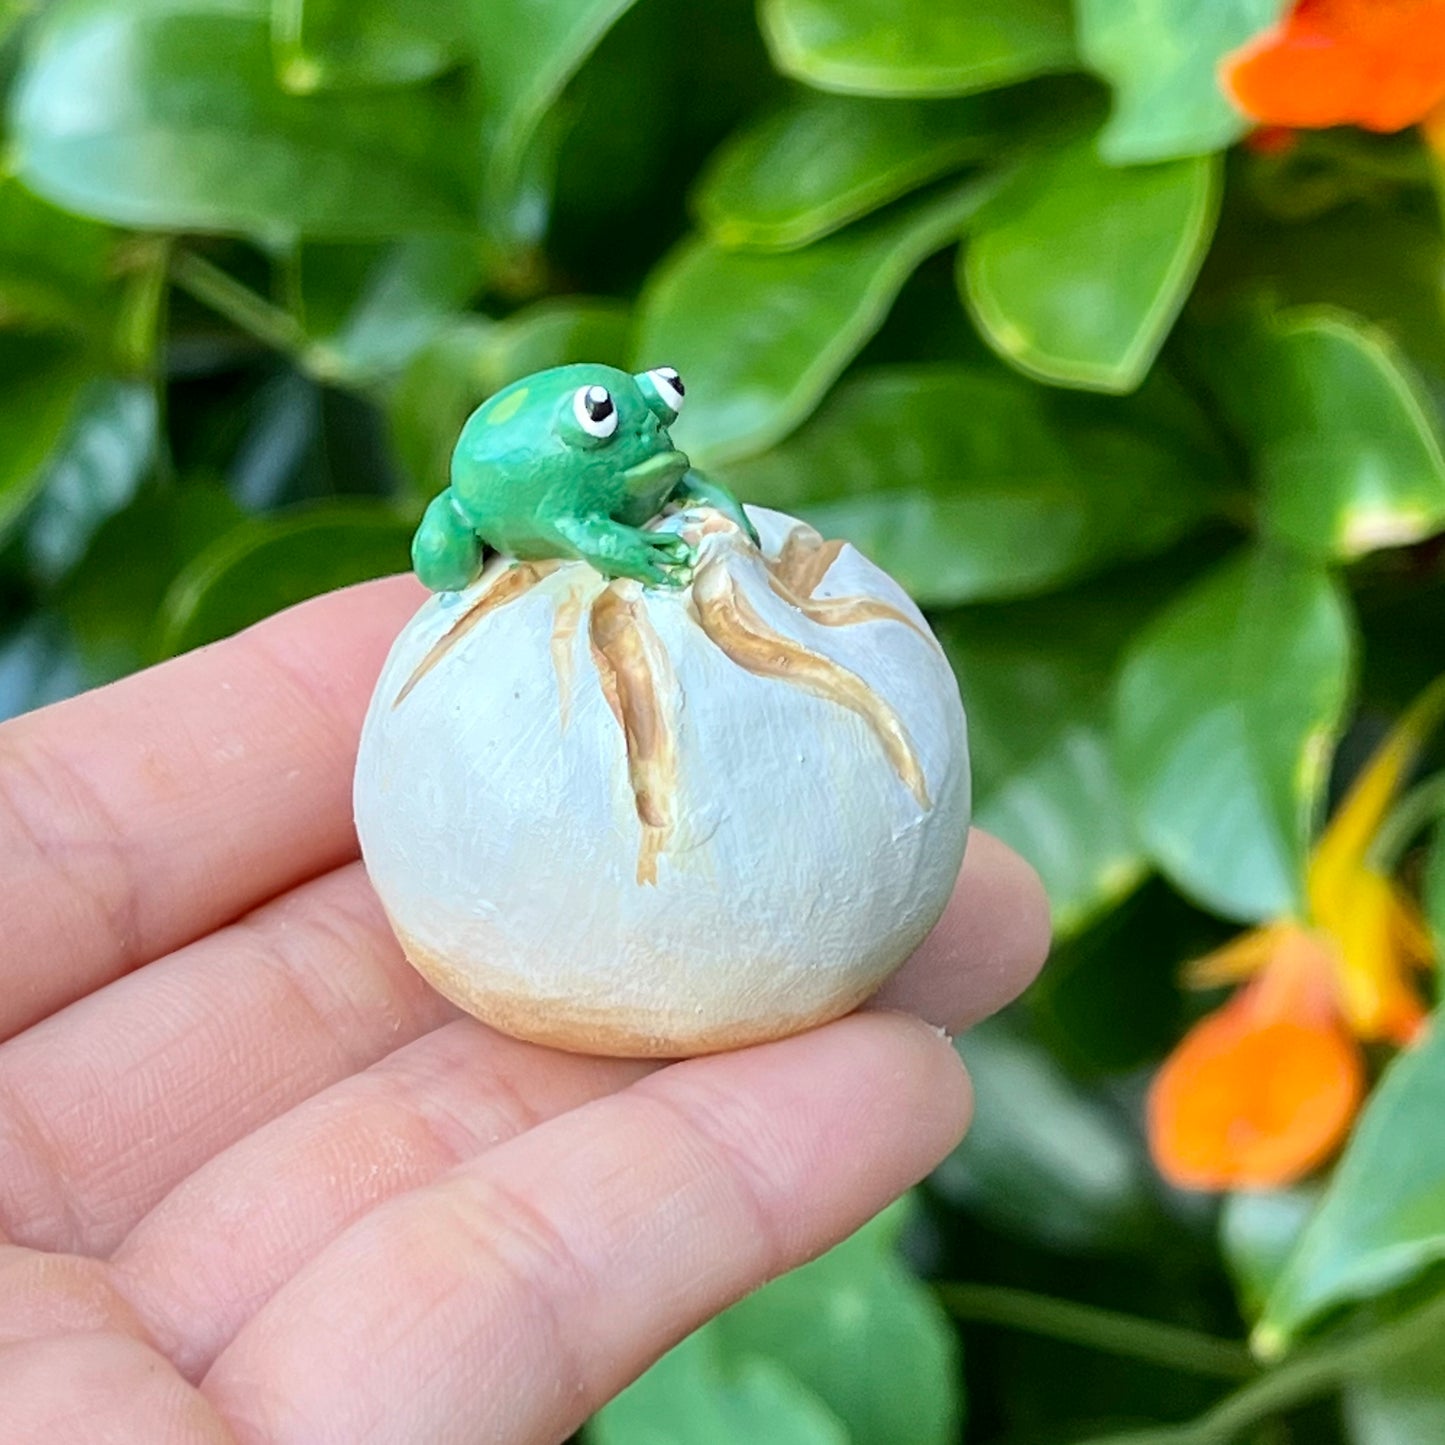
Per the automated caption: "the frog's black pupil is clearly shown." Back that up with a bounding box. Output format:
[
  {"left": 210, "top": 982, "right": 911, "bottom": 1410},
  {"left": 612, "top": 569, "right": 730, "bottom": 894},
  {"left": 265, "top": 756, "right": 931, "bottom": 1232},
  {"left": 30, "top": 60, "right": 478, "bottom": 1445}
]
[
  {"left": 585, "top": 388, "right": 614, "bottom": 421},
  {"left": 661, "top": 369, "right": 684, "bottom": 396}
]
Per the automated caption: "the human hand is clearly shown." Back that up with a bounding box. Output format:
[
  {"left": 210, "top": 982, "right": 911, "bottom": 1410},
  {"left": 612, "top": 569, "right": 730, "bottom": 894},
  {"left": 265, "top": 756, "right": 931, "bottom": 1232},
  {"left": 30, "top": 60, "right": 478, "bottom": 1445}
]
[{"left": 0, "top": 576, "right": 1049, "bottom": 1444}]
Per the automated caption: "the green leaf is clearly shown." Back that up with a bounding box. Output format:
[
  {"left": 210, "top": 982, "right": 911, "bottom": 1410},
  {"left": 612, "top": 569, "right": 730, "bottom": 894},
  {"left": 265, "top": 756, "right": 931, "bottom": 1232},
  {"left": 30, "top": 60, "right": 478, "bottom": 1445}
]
[
  {"left": 694, "top": 92, "right": 1002, "bottom": 250},
  {"left": 714, "top": 364, "right": 1214, "bottom": 607},
  {"left": 1427, "top": 825, "right": 1445, "bottom": 956},
  {"left": 1114, "top": 545, "right": 1353, "bottom": 922},
  {"left": 0, "top": 612, "right": 85, "bottom": 724},
  {"left": 0, "top": 177, "right": 116, "bottom": 335},
  {"left": 11, "top": 0, "right": 474, "bottom": 238},
  {"left": 296, "top": 236, "right": 487, "bottom": 384},
  {"left": 937, "top": 568, "right": 1186, "bottom": 936},
  {"left": 590, "top": 1329, "right": 847, "bottom": 1445},
  {"left": 270, "top": 0, "right": 464, "bottom": 90},
  {"left": 1218, "top": 1187, "right": 1322, "bottom": 1321},
  {"left": 1027, "top": 880, "right": 1204, "bottom": 1074},
  {"left": 60, "top": 482, "right": 244, "bottom": 683},
  {"left": 24, "top": 379, "right": 158, "bottom": 583},
  {"left": 1076, "top": 0, "right": 1287, "bottom": 163},
  {"left": 636, "top": 176, "right": 1002, "bottom": 466},
  {"left": 1200, "top": 307, "right": 1445, "bottom": 561},
  {"left": 387, "top": 297, "right": 632, "bottom": 499},
  {"left": 594, "top": 1203, "right": 960, "bottom": 1445},
  {"left": 935, "top": 1017, "right": 1165, "bottom": 1253},
  {"left": 1205, "top": 207, "right": 1445, "bottom": 385},
  {"left": 0, "top": 336, "right": 93, "bottom": 546},
  {"left": 1346, "top": 1326, "right": 1445, "bottom": 1445},
  {"left": 713, "top": 1204, "right": 960, "bottom": 1445},
  {"left": 760, "top": 0, "right": 1075, "bottom": 98},
  {"left": 471, "top": 0, "right": 640, "bottom": 217},
  {"left": 1258, "top": 1016, "right": 1445, "bottom": 1352},
  {"left": 962, "top": 140, "right": 1219, "bottom": 392},
  {"left": 156, "top": 501, "right": 411, "bottom": 655}
]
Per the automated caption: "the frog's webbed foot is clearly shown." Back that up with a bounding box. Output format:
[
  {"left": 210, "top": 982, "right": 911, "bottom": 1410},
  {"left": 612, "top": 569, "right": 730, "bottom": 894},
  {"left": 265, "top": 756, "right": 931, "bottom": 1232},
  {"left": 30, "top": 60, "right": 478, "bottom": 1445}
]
[
  {"left": 671, "top": 468, "right": 760, "bottom": 547},
  {"left": 553, "top": 514, "right": 694, "bottom": 589},
  {"left": 412, "top": 488, "right": 483, "bottom": 593}
]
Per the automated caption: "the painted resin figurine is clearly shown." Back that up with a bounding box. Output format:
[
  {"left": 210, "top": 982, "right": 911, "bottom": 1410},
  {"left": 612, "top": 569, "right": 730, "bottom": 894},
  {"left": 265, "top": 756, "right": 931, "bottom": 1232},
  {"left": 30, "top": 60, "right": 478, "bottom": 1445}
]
[{"left": 354, "top": 363, "right": 971, "bottom": 1057}]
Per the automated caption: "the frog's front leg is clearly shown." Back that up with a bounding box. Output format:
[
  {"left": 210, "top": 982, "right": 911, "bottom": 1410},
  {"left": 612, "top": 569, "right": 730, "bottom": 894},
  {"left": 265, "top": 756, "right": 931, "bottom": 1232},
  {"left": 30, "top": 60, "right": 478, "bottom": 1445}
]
[
  {"left": 669, "top": 468, "right": 760, "bottom": 547},
  {"left": 412, "top": 488, "right": 483, "bottom": 593},
  {"left": 551, "top": 513, "right": 693, "bottom": 588}
]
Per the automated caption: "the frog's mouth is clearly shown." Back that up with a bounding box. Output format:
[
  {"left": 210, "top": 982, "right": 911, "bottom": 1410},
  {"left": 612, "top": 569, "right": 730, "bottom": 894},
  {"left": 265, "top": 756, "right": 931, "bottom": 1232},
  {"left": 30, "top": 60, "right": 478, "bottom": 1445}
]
[{"left": 623, "top": 448, "right": 690, "bottom": 493}]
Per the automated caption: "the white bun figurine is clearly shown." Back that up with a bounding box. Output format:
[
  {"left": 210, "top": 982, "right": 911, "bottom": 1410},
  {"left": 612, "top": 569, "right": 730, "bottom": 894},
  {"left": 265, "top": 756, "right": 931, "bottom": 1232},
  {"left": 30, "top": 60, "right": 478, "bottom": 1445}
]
[{"left": 354, "top": 503, "right": 970, "bottom": 1057}]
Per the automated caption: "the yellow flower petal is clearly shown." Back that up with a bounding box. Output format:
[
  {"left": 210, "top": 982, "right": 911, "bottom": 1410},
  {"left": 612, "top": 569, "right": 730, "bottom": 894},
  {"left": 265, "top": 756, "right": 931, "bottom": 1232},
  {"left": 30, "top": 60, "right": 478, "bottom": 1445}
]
[
  {"left": 1182, "top": 921, "right": 1298, "bottom": 989},
  {"left": 1309, "top": 677, "right": 1445, "bottom": 903}
]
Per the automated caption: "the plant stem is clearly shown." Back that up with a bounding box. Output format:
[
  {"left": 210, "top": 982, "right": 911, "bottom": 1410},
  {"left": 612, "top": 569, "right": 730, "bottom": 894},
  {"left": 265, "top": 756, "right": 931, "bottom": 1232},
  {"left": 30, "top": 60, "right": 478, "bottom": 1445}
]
[
  {"left": 935, "top": 1284, "right": 1256, "bottom": 1382},
  {"left": 169, "top": 251, "right": 349, "bottom": 383},
  {"left": 1070, "top": 1287, "right": 1445, "bottom": 1445}
]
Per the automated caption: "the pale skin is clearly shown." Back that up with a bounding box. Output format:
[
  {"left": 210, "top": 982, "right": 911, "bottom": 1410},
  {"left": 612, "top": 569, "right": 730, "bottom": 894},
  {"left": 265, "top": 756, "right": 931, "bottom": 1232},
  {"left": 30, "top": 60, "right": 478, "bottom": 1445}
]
[{"left": 0, "top": 574, "right": 1050, "bottom": 1445}]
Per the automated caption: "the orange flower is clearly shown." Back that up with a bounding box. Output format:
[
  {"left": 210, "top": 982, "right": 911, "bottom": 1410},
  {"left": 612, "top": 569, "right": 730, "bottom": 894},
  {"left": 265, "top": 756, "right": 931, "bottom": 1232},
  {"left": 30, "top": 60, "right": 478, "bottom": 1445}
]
[
  {"left": 1148, "top": 682, "right": 1443, "bottom": 1192},
  {"left": 1222, "top": 0, "right": 1445, "bottom": 133}
]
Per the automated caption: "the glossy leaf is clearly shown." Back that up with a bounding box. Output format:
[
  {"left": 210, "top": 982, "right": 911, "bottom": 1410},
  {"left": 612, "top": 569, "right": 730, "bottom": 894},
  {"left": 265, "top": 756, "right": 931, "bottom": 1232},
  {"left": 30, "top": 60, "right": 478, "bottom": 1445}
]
[
  {"left": 594, "top": 1203, "right": 959, "bottom": 1445},
  {"left": 270, "top": 0, "right": 464, "bottom": 90},
  {"left": 61, "top": 483, "right": 244, "bottom": 682},
  {"left": 590, "top": 1329, "right": 847, "bottom": 1445},
  {"left": 156, "top": 502, "right": 411, "bottom": 655},
  {"left": 962, "top": 141, "right": 1219, "bottom": 392},
  {"left": 471, "top": 0, "right": 640, "bottom": 214},
  {"left": 388, "top": 298, "right": 632, "bottom": 499},
  {"left": 1258, "top": 1016, "right": 1445, "bottom": 1351},
  {"left": 636, "top": 176, "right": 1001, "bottom": 466},
  {"left": 1218, "top": 1186, "right": 1321, "bottom": 1321},
  {"left": 1076, "top": 0, "right": 1287, "bottom": 163},
  {"left": 1346, "top": 1330, "right": 1445, "bottom": 1445},
  {"left": 0, "top": 177, "right": 116, "bottom": 335},
  {"left": 937, "top": 568, "right": 1184, "bottom": 936},
  {"left": 25, "top": 380, "right": 158, "bottom": 583},
  {"left": 715, "top": 365, "right": 1214, "bottom": 606},
  {"left": 694, "top": 92, "right": 1002, "bottom": 249},
  {"left": 0, "top": 612, "right": 85, "bottom": 724},
  {"left": 1200, "top": 308, "right": 1445, "bottom": 561},
  {"left": 760, "top": 0, "right": 1075, "bottom": 98},
  {"left": 1427, "top": 825, "right": 1445, "bottom": 956},
  {"left": 297, "top": 236, "right": 487, "bottom": 384},
  {"left": 0, "top": 337, "right": 93, "bottom": 546},
  {"left": 11, "top": 0, "right": 474, "bottom": 237},
  {"left": 1114, "top": 546, "right": 1353, "bottom": 922},
  {"left": 713, "top": 1204, "right": 960, "bottom": 1445},
  {"left": 936, "top": 1018, "right": 1165, "bottom": 1253}
]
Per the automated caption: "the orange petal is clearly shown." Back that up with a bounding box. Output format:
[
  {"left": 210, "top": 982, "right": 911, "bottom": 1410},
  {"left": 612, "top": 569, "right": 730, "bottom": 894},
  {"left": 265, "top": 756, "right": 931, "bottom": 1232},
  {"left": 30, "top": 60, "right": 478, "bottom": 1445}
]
[
  {"left": 1148, "top": 944, "right": 1363, "bottom": 1191},
  {"left": 1223, "top": 0, "right": 1445, "bottom": 132}
]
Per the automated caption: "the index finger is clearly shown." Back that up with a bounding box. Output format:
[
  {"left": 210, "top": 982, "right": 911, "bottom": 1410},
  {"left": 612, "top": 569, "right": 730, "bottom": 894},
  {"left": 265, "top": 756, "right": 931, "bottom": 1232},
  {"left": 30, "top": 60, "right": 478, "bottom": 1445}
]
[{"left": 0, "top": 574, "right": 425, "bottom": 1040}]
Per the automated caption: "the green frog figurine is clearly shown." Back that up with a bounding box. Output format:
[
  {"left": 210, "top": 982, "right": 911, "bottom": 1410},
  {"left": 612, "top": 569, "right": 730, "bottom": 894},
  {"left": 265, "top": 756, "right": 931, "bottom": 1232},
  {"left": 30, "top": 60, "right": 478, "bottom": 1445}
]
[{"left": 411, "top": 363, "right": 758, "bottom": 592}]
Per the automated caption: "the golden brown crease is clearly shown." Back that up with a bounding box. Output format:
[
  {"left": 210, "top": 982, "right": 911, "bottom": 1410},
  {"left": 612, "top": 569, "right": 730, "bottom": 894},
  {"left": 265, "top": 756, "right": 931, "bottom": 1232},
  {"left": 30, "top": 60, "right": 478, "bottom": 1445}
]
[
  {"left": 691, "top": 559, "right": 930, "bottom": 809},
  {"left": 393, "top": 560, "right": 561, "bottom": 708}
]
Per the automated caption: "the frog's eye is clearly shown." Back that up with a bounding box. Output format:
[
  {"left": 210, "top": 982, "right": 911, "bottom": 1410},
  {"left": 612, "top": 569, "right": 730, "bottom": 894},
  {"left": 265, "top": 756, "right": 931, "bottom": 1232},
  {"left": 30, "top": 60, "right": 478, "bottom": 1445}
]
[
  {"left": 572, "top": 384, "right": 618, "bottom": 441},
  {"left": 638, "top": 366, "right": 685, "bottom": 424}
]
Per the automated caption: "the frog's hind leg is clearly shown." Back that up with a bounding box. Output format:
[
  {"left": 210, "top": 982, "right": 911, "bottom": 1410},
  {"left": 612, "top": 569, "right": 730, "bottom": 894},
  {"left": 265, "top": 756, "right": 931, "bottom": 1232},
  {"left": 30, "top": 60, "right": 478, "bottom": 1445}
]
[{"left": 412, "top": 488, "right": 483, "bottom": 592}]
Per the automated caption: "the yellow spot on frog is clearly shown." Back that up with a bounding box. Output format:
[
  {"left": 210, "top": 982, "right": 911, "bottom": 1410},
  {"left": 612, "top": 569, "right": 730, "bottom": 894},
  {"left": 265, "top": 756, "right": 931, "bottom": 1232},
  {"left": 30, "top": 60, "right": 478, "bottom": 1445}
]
[{"left": 486, "top": 388, "right": 528, "bottom": 426}]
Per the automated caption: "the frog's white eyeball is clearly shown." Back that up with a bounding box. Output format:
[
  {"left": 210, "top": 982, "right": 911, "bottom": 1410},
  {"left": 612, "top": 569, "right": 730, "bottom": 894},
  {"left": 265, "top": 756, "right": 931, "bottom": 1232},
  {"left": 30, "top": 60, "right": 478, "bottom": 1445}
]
[
  {"left": 573, "top": 384, "right": 618, "bottom": 439},
  {"left": 647, "top": 366, "right": 685, "bottom": 417},
  {"left": 355, "top": 506, "right": 970, "bottom": 1058}
]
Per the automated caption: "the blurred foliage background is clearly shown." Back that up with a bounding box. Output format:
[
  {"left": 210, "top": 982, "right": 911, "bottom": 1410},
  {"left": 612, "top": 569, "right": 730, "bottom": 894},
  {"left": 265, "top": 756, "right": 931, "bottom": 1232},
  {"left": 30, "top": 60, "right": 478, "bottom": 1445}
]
[{"left": 4, "top": 0, "right": 1445, "bottom": 1440}]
